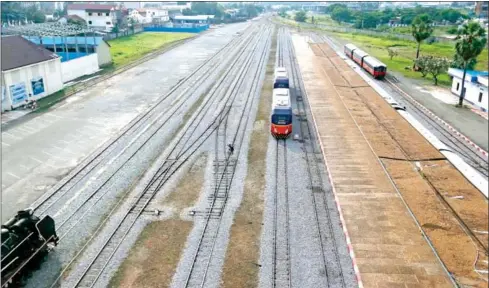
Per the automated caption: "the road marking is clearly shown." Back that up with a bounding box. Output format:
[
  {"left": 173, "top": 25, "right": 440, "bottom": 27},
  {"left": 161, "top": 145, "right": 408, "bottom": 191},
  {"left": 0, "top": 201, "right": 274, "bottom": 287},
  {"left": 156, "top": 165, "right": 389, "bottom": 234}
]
[
  {"left": 51, "top": 145, "right": 64, "bottom": 151},
  {"left": 24, "top": 124, "right": 36, "bottom": 130},
  {"left": 60, "top": 140, "right": 71, "bottom": 144},
  {"left": 15, "top": 127, "right": 31, "bottom": 134},
  {"left": 42, "top": 150, "right": 64, "bottom": 160},
  {"left": 2, "top": 132, "right": 21, "bottom": 139},
  {"left": 2, "top": 142, "right": 11, "bottom": 147},
  {"left": 7, "top": 172, "right": 21, "bottom": 179},
  {"left": 29, "top": 156, "right": 43, "bottom": 164}
]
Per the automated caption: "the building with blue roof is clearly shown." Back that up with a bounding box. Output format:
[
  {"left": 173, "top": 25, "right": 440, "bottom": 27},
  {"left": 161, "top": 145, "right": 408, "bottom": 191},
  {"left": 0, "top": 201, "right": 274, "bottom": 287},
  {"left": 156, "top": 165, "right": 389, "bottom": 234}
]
[{"left": 448, "top": 68, "right": 488, "bottom": 111}]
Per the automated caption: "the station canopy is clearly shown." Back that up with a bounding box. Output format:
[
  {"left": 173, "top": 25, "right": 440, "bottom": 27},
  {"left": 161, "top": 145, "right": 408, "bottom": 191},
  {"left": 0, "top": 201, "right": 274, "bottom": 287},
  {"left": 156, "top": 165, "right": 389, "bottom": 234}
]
[{"left": 1, "top": 22, "right": 96, "bottom": 37}]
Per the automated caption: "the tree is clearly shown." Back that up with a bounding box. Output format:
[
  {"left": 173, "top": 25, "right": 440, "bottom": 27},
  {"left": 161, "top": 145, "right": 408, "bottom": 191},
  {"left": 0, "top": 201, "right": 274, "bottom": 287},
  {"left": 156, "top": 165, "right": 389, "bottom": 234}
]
[
  {"left": 414, "top": 56, "right": 432, "bottom": 77},
  {"left": 354, "top": 13, "right": 379, "bottom": 29},
  {"left": 411, "top": 14, "right": 434, "bottom": 68},
  {"left": 331, "top": 7, "right": 351, "bottom": 24},
  {"left": 294, "top": 10, "right": 307, "bottom": 22},
  {"left": 387, "top": 48, "right": 398, "bottom": 60},
  {"left": 325, "top": 3, "right": 347, "bottom": 14},
  {"left": 454, "top": 21, "right": 487, "bottom": 106},
  {"left": 424, "top": 57, "right": 451, "bottom": 85},
  {"left": 451, "top": 53, "right": 477, "bottom": 70}
]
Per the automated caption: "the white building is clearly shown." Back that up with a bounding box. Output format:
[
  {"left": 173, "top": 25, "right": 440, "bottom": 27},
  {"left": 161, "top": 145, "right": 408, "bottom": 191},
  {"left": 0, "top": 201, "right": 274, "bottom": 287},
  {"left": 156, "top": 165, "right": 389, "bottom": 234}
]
[
  {"left": 1, "top": 36, "right": 63, "bottom": 112},
  {"left": 448, "top": 68, "right": 488, "bottom": 111},
  {"left": 128, "top": 8, "right": 168, "bottom": 23},
  {"left": 67, "top": 3, "right": 117, "bottom": 32}
]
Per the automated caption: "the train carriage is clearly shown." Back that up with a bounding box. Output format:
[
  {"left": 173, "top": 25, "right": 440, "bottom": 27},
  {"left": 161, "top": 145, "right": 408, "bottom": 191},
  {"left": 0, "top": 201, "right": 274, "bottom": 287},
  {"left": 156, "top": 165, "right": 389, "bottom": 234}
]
[
  {"left": 271, "top": 87, "right": 292, "bottom": 139},
  {"left": 274, "top": 67, "right": 289, "bottom": 89},
  {"left": 362, "top": 56, "right": 387, "bottom": 79},
  {"left": 344, "top": 43, "right": 388, "bottom": 79},
  {"left": 352, "top": 48, "right": 369, "bottom": 67},
  {"left": 344, "top": 43, "right": 358, "bottom": 59}
]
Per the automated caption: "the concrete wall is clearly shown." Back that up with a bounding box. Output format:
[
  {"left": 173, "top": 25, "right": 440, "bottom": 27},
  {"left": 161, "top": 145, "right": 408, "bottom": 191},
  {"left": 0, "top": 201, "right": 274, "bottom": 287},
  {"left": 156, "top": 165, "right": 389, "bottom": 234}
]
[
  {"left": 61, "top": 53, "right": 99, "bottom": 83},
  {"left": 96, "top": 40, "right": 112, "bottom": 66},
  {"left": 451, "top": 77, "right": 488, "bottom": 111},
  {"left": 2, "top": 59, "right": 63, "bottom": 111}
]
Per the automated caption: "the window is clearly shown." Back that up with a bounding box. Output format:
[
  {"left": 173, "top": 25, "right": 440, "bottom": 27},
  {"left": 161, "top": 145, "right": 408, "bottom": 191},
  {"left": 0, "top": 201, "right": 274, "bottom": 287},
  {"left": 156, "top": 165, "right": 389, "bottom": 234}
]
[
  {"left": 88, "top": 20, "right": 92, "bottom": 24},
  {"left": 98, "top": 12, "right": 102, "bottom": 16},
  {"left": 106, "top": 22, "right": 111, "bottom": 25},
  {"left": 106, "top": 12, "right": 109, "bottom": 16},
  {"left": 88, "top": 12, "right": 92, "bottom": 16},
  {"left": 479, "top": 92, "right": 483, "bottom": 103},
  {"left": 456, "top": 82, "right": 460, "bottom": 91}
]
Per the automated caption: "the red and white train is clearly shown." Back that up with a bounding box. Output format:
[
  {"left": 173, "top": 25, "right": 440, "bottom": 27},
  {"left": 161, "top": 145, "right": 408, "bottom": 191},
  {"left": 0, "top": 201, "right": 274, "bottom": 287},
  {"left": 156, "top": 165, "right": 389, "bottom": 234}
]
[
  {"left": 271, "top": 67, "right": 292, "bottom": 139},
  {"left": 344, "top": 44, "right": 387, "bottom": 79}
]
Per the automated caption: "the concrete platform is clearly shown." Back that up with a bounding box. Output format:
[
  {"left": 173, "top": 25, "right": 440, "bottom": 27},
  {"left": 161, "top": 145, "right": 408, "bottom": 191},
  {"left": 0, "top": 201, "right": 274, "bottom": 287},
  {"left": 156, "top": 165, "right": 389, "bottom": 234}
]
[{"left": 293, "top": 36, "right": 453, "bottom": 287}]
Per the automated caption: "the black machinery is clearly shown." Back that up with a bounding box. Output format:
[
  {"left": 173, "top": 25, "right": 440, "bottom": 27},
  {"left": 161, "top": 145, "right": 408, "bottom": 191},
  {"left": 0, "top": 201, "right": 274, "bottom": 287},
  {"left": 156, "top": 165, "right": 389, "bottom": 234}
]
[{"left": 1, "top": 209, "right": 58, "bottom": 287}]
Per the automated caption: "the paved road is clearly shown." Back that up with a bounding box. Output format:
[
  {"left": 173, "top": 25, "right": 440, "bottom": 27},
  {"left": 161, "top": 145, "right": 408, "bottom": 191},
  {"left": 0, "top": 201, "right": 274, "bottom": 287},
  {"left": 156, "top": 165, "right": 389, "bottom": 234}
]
[{"left": 1, "top": 22, "right": 250, "bottom": 222}]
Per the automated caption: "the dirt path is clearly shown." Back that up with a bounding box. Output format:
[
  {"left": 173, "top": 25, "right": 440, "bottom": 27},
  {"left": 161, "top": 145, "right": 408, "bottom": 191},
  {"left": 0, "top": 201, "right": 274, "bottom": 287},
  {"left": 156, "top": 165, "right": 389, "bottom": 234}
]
[{"left": 220, "top": 28, "right": 276, "bottom": 288}]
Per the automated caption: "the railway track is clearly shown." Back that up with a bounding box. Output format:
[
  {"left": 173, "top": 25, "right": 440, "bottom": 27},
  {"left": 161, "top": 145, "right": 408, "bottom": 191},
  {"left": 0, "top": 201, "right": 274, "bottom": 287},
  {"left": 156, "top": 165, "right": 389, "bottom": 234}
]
[
  {"left": 183, "top": 24, "right": 272, "bottom": 288},
  {"left": 32, "top": 24, "right": 259, "bottom": 219},
  {"left": 283, "top": 29, "right": 348, "bottom": 287},
  {"left": 316, "top": 34, "right": 488, "bottom": 178},
  {"left": 272, "top": 139, "right": 291, "bottom": 288},
  {"left": 3, "top": 24, "right": 266, "bottom": 288},
  {"left": 60, "top": 24, "right": 271, "bottom": 288}
]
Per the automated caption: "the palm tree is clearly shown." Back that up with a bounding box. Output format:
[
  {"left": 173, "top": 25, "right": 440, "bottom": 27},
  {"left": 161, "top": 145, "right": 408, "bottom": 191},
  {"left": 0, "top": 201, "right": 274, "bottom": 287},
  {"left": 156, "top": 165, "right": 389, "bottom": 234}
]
[
  {"left": 411, "top": 14, "right": 433, "bottom": 69},
  {"left": 455, "top": 21, "right": 487, "bottom": 106}
]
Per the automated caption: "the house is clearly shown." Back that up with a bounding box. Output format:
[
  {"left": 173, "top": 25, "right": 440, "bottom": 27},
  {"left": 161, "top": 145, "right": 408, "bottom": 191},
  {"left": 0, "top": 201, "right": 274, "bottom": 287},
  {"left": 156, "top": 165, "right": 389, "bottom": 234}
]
[
  {"left": 128, "top": 8, "right": 169, "bottom": 24},
  {"left": 448, "top": 68, "right": 488, "bottom": 111},
  {"left": 67, "top": 3, "right": 117, "bottom": 32},
  {"left": 1, "top": 36, "right": 63, "bottom": 111},
  {"left": 58, "top": 15, "right": 87, "bottom": 25}
]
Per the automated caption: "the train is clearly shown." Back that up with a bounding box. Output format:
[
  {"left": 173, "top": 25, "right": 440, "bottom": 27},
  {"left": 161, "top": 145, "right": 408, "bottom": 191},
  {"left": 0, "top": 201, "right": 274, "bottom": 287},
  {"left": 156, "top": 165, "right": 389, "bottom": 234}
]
[
  {"left": 271, "top": 67, "right": 292, "bottom": 139},
  {"left": 1, "top": 209, "right": 58, "bottom": 287},
  {"left": 344, "top": 43, "right": 387, "bottom": 79}
]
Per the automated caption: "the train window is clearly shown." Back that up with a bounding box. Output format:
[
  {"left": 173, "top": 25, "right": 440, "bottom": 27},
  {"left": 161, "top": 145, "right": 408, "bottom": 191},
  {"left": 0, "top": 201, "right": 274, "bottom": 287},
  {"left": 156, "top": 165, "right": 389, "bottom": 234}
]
[
  {"left": 272, "top": 114, "right": 292, "bottom": 125},
  {"left": 479, "top": 92, "right": 483, "bottom": 103},
  {"left": 274, "top": 82, "right": 289, "bottom": 89}
]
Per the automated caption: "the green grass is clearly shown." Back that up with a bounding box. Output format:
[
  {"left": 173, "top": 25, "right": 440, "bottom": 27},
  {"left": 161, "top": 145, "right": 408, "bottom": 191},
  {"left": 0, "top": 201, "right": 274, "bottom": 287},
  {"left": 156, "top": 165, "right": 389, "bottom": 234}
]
[
  {"left": 108, "top": 32, "right": 194, "bottom": 68},
  {"left": 332, "top": 32, "right": 488, "bottom": 86}
]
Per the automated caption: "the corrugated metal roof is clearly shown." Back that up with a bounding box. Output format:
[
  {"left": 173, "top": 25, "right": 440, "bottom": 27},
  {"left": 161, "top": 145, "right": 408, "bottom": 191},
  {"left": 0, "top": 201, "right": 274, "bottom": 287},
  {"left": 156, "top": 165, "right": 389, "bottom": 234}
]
[
  {"left": 67, "top": 4, "right": 115, "bottom": 11},
  {"left": 1, "top": 35, "right": 58, "bottom": 71},
  {"left": 173, "top": 15, "right": 210, "bottom": 21}
]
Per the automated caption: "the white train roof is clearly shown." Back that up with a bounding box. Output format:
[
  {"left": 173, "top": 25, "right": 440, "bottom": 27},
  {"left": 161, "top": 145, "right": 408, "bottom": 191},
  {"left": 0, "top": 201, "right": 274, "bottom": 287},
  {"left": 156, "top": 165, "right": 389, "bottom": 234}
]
[
  {"left": 274, "top": 67, "right": 288, "bottom": 79},
  {"left": 363, "top": 55, "right": 386, "bottom": 67},
  {"left": 272, "top": 88, "right": 291, "bottom": 108},
  {"left": 345, "top": 43, "right": 358, "bottom": 51},
  {"left": 352, "top": 48, "right": 369, "bottom": 58}
]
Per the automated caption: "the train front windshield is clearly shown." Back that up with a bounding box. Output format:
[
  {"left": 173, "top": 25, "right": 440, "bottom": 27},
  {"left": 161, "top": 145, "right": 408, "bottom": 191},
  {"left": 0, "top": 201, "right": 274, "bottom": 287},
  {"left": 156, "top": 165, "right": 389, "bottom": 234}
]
[
  {"left": 274, "top": 79, "right": 289, "bottom": 89},
  {"left": 272, "top": 113, "right": 292, "bottom": 125}
]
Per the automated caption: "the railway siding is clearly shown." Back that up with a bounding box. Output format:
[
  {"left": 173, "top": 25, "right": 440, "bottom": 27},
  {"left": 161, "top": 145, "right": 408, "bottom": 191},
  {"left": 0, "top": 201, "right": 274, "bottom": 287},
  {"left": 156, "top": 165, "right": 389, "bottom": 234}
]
[{"left": 295, "top": 37, "right": 455, "bottom": 287}]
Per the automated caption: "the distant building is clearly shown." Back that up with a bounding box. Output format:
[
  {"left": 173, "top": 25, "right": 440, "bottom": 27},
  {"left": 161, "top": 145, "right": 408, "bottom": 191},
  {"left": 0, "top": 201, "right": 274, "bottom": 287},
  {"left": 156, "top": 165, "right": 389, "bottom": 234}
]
[
  {"left": 475, "top": 2, "right": 489, "bottom": 18},
  {"left": 57, "top": 15, "right": 87, "bottom": 25},
  {"left": 67, "top": 3, "right": 117, "bottom": 32},
  {"left": 128, "top": 8, "right": 168, "bottom": 24},
  {"left": 448, "top": 68, "right": 488, "bottom": 111},
  {"left": 1, "top": 36, "right": 63, "bottom": 111},
  {"left": 123, "top": 2, "right": 143, "bottom": 9}
]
